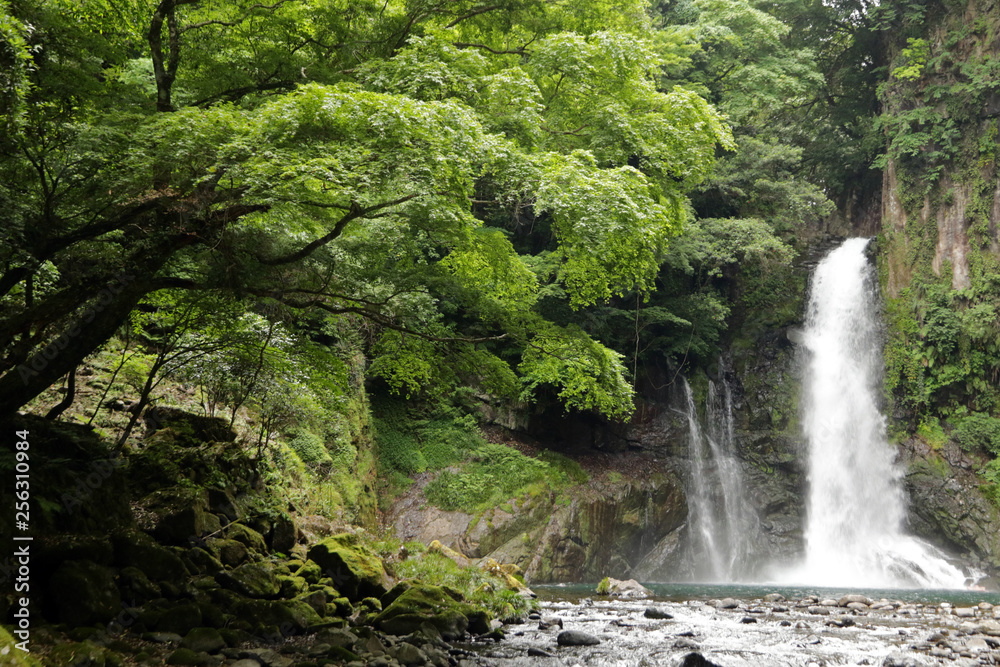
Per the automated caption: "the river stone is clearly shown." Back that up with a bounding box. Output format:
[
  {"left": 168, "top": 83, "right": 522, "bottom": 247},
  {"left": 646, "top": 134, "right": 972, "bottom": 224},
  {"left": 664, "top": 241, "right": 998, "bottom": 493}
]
[
  {"left": 393, "top": 643, "right": 427, "bottom": 665},
  {"left": 719, "top": 598, "right": 739, "bottom": 609},
  {"left": 954, "top": 607, "right": 977, "bottom": 618},
  {"left": 807, "top": 606, "right": 833, "bottom": 615},
  {"left": 674, "top": 637, "right": 700, "bottom": 649},
  {"left": 883, "top": 654, "right": 929, "bottom": 666},
  {"left": 740, "top": 616, "right": 757, "bottom": 624},
  {"left": 539, "top": 615, "right": 564, "bottom": 629},
  {"left": 819, "top": 598, "right": 838, "bottom": 606},
  {"left": 557, "top": 630, "right": 601, "bottom": 646},
  {"left": 838, "top": 594, "right": 870, "bottom": 607},
  {"left": 846, "top": 602, "right": 869, "bottom": 611},
  {"left": 528, "top": 647, "right": 556, "bottom": 657},
  {"left": 763, "top": 593, "right": 785, "bottom": 602},
  {"left": 679, "top": 653, "right": 724, "bottom": 667},
  {"left": 603, "top": 577, "right": 652, "bottom": 598},
  {"left": 644, "top": 607, "right": 673, "bottom": 619}
]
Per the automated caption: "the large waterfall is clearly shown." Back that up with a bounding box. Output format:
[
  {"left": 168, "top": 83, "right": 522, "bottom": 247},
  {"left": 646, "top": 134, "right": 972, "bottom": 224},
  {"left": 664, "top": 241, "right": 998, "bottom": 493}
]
[{"left": 793, "top": 238, "right": 967, "bottom": 588}]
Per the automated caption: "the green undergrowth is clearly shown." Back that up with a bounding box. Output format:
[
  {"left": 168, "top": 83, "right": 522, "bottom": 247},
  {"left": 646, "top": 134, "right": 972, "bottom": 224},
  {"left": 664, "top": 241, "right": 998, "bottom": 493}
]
[
  {"left": 374, "top": 539, "right": 537, "bottom": 621},
  {"left": 373, "top": 396, "right": 587, "bottom": 512}
]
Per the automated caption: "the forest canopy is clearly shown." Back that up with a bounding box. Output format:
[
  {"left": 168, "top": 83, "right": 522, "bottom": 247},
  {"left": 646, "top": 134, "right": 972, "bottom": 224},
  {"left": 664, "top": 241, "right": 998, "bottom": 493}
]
[{"left": 0, "top": 0, "right": 872, "bottom": 423}]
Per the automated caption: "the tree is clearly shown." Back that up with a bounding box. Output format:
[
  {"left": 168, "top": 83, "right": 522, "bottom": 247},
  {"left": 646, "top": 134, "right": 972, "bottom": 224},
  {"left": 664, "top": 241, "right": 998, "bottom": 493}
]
[{"left": 0, "top": 0, "right": 732, "bottom": 421}]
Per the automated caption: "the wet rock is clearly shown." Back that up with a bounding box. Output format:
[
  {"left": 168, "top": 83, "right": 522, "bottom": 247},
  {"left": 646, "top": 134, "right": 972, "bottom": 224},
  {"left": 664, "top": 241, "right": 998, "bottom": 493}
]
[
  {"left": 838, "top": 594, "right": 871, "bottom": 607},
  {"left": 954, "top": 607, "right": 976, "bottom": 618},
  {"left": 538, "top": 616, "right": 564, "bottom": 629},
  {"left": 679, "top": 653, "right": 724, "bottom": 667},
  {"left": 740, "top": 616, "right": 757, "bottom": 624},
  {"left": 807, "top": 606, "right": 833, "bottom": 615},
  {"left": 557, "top": 630, "right": 601, "bottom": 646},
  {"left": 600, "top": 577, "right": 652, "bottom": 598},
  {"left": 846, "top": 602, "right": 869, "bottom": 611},
  {"left": 882, "top": 654, "right": 929, "bottom": 666},
  {"left": 719, "top": 598, "right": 739, "bottom": 609},
  {"left": 673, "top": 637, "right": 700, "bottom": 649},
  {"left": 763, "top": 593, "right": 785, "bottom": 602},
  {"left": 528, "top": 647, "right": 555, "bottom": 657},
  {"left": 804, "top": 635, "right": 821, "bottom": 645},
  {"left": 779, "top": 620, "right": 792, "bottom": 627},
  {"left": 644, "top": 607, "right": 673, "bottom": 619},
  {"left": 819, "top": 599, "right": 838, "bottom": 606}
]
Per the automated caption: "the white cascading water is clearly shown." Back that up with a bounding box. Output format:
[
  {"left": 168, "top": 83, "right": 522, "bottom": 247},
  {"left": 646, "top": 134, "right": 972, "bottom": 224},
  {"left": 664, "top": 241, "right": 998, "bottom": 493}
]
[
  {"left": 682, "top": 376, "right": 758, "bottom": 581},
  {"left": 794, "top": 238, "right": 968, "bottom": 588}
]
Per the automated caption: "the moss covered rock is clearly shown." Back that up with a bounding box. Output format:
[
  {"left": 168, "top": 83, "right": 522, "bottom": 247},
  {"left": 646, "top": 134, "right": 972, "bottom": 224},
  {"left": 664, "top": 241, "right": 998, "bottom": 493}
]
[
  {"left": 306, "top": 534, "right": 387, "bottom": 602},
  {"left": 48, "top": 560, "right": 121, "bottom": 625},
  {"left": 215, "top": 562, "right": 280, "bottom": 599},
  {"left": 223, "top": 523, "right": 268, "bottom": 554},
  {"left": 139, "top": 486, "right": 221, "bottom": 545},
  {"left": 113, "top": 531, "right": 190, "bottom": 583},
  {"left": 204, "top": 538, "right": 249, "bottom": 567},
  {"left": 373, "top": 584, "right": 488, "bottom": 640}
]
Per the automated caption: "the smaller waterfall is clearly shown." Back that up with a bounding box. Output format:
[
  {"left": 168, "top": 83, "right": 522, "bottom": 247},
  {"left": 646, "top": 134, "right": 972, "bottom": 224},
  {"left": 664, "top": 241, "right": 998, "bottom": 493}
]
[{"left": 681, "top": 376, "right": 757, "bottom": 582}]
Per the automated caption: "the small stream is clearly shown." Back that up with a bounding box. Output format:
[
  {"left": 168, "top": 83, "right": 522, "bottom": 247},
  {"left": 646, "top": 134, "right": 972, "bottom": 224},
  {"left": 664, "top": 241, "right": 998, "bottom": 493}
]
[{"left": 465, "top": 584, "right": 1000, "bottom": 666}]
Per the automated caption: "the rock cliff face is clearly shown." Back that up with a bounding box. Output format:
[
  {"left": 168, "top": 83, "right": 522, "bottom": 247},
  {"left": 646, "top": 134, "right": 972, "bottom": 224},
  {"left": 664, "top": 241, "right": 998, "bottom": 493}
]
[{"left": 387, "top": 460, "right": 687, "bottom": 583}]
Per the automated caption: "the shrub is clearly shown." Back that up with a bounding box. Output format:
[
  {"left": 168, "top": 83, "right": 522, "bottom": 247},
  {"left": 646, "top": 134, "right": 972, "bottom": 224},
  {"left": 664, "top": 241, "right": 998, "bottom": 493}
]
[{"left": 954, "top": 413, "right": 1000, "bottom": 454}]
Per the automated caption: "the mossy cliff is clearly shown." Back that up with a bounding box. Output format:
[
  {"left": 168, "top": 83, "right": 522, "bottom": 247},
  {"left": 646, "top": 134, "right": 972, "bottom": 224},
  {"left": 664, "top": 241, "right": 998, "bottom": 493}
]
[{"left": 872, "top": 0, "right": 1000, "bottom": 573}]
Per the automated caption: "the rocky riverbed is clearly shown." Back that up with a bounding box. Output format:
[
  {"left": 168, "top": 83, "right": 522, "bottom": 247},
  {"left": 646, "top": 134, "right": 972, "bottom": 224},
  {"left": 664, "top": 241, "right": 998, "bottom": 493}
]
[{"left": 467, "top": 591, "right": 1000, "bottom": 666}]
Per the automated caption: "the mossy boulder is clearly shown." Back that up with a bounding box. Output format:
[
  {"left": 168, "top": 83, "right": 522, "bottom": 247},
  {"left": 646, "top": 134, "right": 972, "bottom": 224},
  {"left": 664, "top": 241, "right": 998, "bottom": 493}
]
[
  {"left": 294, "top": 559, "right": 323, "bottom": 584},
  {"left": 204, "top": 538, "right": 249, "bottom": 567},
  {"left": 153, "top": 601, "right": 204, "bottom": 635},
  {"left": 223, "top": 523, "right": 268, "bottom": 554},
  {"left": 180, "top": 627, "right": 226, "bottom": 653},
  {"left": 144, "top": 406, "right": 236, "bottom": 444},
  {"left": 118, "top": 565, "right": 162, "bottom": 602},
  {"left": 215, "top": 562, "right": 280, "bottom": 599},
  {"left": 230, "top": 598, "right": 322, "bottom": 635},
  {"left": 183, "top": 547, "right": 225, "bottom": 575},
  {"left": 277, "top": 574, "right": 308, "bottom": 598},
  {"left": 373, "top": 584, "right": 489, "bottom": 640},
  {"left": 113, "top": 531, "right": 189, "bottom": 583},
  {"left": 48, "top": 560, "right": 121, "bottom": 625},
  {"left": 139, "top": 486, "right": 221, "bottom": 545},
  {"left": 306, "top": 534, "right": 387, "bottom": 602}
]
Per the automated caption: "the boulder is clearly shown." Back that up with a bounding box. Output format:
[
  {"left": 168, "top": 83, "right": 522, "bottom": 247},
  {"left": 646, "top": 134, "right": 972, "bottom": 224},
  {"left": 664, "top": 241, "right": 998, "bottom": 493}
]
[
  {"left": 180, "top": 627, "right": 226, "bottom": 653},
  {"left": 269, "top": 515, "right": 296, "bottom": 554},
  {"left": 224, "top": 523, "right": 268, "bottom": 554},
  {"left": 374, "top": 584, "right": 486, "bottom": 640},
  {"left": 307, "top": 533, "right": 388, "bottom": 601},
  {"left": 139, "top": 486, "right": 221, "bottom": 545},
  {"left": 205, "top": 538, "right": 249, "bottom": 567},
  {"left": 557, "top": 629, "right": 601, "bottom": 646},
  {"left": 643, "top": 607, "right": 673, "bottom": 620},
  {"left": 597, "top": 577, "right": 651, "bottom": 598},
  {"left": 144, "top": 406, "right": 235, "bottom": 443},
  {"left": 215, "top": 562, "right": 280, "bottom": 599},
  {"left": 48, "top": 560, "right": 121, "bottom": 625},
  {"left": 113, "top": 531, "right": 189, "bottom": 582}
]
